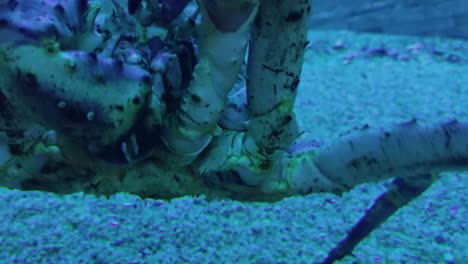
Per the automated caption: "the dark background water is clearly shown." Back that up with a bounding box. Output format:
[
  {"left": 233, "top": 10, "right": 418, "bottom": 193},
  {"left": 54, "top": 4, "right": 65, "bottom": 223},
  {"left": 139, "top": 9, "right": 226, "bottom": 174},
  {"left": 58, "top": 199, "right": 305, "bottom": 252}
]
[{"left": 309, "top": 0, "right": 468, "bottom": 39}]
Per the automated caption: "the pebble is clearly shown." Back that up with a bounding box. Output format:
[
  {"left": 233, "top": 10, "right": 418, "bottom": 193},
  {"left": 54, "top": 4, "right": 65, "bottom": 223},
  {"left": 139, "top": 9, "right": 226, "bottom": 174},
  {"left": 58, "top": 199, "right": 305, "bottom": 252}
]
[{"left": 443, "top": 252, "right": 455, "bottom": 264}]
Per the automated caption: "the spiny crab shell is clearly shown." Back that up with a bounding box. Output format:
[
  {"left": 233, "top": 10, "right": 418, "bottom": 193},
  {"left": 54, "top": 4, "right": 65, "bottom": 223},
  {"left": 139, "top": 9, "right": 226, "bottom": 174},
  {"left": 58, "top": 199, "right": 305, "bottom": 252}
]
[{"left": 0, "top": 0, "right": 247, "bottom": 198}]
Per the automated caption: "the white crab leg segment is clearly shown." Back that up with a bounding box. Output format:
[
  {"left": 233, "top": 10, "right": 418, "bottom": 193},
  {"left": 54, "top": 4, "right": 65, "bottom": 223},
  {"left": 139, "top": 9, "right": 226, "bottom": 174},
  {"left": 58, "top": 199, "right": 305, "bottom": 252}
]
[
  {"left": 162, "top": 0, "right": 259, "bottom": 164},
  {"left": 287, "top": 119, "right": 468, "bottom": 194},
  {"left": 247, "top": 0, "right": 310, "bottom": 115},
  {"left": 244, "top": 0, "right": 311, "bottom": 164}
]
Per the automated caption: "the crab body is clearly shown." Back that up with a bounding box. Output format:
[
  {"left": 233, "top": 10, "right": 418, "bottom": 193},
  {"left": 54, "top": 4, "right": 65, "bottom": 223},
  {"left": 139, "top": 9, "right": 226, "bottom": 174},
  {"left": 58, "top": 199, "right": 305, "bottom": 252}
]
[{"left": 0, "top": 1, "right": 467, "bottom": 262}]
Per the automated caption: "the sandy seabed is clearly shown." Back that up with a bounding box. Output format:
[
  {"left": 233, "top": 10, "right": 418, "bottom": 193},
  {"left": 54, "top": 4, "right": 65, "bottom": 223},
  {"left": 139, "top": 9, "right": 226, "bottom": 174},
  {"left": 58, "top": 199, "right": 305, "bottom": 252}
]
[{"left": 0, "top": 30, "right": 467, "bottom": 264}]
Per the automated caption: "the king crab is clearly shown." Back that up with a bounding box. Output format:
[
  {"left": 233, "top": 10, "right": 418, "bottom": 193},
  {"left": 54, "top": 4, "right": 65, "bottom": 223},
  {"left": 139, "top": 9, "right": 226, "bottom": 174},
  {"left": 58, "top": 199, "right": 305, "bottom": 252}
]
[{"left": 0, "top": 0, "right": 466, "bottom": 262}]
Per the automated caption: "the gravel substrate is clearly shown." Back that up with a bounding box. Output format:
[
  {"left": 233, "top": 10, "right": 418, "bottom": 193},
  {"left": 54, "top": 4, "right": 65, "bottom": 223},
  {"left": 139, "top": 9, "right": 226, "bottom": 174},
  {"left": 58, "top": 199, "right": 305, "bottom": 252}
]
[{"left": 0, "top": 30, "right": 467, "bottom": 264}]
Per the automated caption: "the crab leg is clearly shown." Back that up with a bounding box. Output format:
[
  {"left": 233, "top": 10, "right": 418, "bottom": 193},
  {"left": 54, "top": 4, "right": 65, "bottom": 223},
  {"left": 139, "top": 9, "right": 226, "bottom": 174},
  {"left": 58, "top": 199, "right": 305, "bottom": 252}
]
[
  {"left": 194, "top": 0, "right": 310, "bottom": 194},
  {"left": 193, "top": 2, "right": 468, "bottom": 201},
  {"left": 321, "top": 173, "right": 435, "bottom": 264},
  {"left": 247, "top": 0, "right": 310, "bottom": 115},
  {"left": 286, "top": 119, "right": 468, "bottom": 195},
  {"left": 197, "top": 118, "right": 468, "bottom": 200},
  {"left": 161, "top": 0, "right": 260, "bottom": 165},
  {"left": 242, "top": 0, "right": 311, "bottom": 165}
]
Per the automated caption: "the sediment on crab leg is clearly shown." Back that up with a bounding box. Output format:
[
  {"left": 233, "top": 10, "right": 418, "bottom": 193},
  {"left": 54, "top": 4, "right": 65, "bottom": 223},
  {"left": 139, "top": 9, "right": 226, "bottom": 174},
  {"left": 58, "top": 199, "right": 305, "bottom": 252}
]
[{"left": 161, "top": 0, "right": 260, "bottom": 165}]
